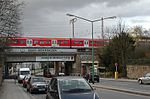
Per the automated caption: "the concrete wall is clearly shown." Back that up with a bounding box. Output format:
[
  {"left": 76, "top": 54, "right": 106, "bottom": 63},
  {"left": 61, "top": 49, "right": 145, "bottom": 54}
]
[{"left": 127, "top": 65, "right": 150, "bottom": 79}]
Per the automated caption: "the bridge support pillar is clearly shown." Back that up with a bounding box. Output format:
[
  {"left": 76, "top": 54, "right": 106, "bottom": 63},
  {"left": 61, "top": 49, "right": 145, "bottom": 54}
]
[
  {"left": 75, "top": 54, "right": 81, "bottom": 75},
  {"left": 54, "top": 62, "right": 59, "bottom": 76}
]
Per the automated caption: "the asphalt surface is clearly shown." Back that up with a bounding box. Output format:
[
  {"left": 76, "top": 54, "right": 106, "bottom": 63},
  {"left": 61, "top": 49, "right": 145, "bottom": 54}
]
[
  {"left": 97, "top": 88, "right": 150, "bottom": 99},
  {"left": 0, "top": 78, "right": 150, "bottom": 99},
  {"left": 91, "top": 78, "right": 150, "bottom": 96}
]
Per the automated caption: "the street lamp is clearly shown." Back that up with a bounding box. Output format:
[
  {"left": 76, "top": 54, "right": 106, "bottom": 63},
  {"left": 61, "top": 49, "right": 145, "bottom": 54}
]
[
  {"left": 67, "top": 13, "right": 102, "bottom": 83},
  {"left": 70, "top": 18, "right": 77, "bottom": 38},
  {"left": 67, "top": 13, "right": 116, "bottom": 83},
  {"left": 101, "top": 16, "right": 116, "bottom": 45}
]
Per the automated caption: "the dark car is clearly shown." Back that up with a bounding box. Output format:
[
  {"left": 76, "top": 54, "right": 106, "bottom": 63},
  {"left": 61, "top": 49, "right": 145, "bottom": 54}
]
[
  {"left": 89, "top": 74, "right": 100, "bottom": 83},
  {"left": 84, "top": 74, "right": 100, "bottom": 83},
  {"left": 43, "top": 69, "right": 51, "bottom": 78},
  {"left": 46, "top": 76, "right": 100, "bottom": 99},
  {"left": 27, "top": 77, "right": 47, "bottom": 94}
]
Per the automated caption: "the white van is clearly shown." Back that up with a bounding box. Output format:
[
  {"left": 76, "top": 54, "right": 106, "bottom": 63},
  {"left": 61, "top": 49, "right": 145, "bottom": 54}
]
[{"left": 18, "top": 68, "right": 31, "bottom": 83}]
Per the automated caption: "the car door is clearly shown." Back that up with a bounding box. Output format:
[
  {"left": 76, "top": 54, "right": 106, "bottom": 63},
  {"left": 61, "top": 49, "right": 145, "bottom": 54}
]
[
  {"left": 143, "top": 73, "right": 150, "bottom": 83},
  {"left": 47, "top": 78, "right": 59, "bottom": 99},
  {"left": 145, "top": 73, "right": 150, "bottom": 83}
]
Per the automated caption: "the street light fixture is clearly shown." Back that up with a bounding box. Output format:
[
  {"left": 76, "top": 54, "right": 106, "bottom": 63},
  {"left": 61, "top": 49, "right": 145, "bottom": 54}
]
[
  {"left": 67, "top": 14, "right": 100, "bottom": 83},
  {"left": 70, "top": 18, "right": 77, "bottom": 38},
  {"left": 67, "top": 13, "right": 116, "bottom": 83},
  {"left": 101, "top": 16, "right": 116, "bottom": 45}
]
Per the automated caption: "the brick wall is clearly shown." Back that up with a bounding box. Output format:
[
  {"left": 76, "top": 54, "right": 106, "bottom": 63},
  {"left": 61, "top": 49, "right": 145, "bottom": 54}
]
[{"left": 127, "top": 65, "right": 150, "bottom": 79}]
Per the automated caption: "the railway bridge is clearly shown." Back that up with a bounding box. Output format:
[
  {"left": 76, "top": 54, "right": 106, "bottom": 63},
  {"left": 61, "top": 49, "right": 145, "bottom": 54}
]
[{"left": 4, "top": 47, "right": 100, "bottom": 78}]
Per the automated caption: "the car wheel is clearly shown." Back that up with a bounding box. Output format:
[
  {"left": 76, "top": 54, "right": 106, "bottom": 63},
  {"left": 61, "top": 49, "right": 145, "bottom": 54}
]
[
  {"left": 46, "top": 95, "right": 49, "bottom": 99},
  {"left": 97, "top": 79, "right": 99, "bottom": 83},
  {"left": 27, "top": 87, "right": 29, "bottom": 92},
  {"left": 30, "top": 88, "right": 33, "bottom": 94},
  {"left": 138, "top": 79, "right": 143, "bottom": 84}
]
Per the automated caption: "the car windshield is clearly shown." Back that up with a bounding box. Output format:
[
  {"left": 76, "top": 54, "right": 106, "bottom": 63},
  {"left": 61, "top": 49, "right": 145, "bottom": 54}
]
[
  {"left": 145, "top": 73, "right": 150, "bottom": 77},
  {"left": 58, "top": 78, "right": 92, "bottom": 93},
  {"left": 32, "top": 77, "right": 45, "bottom": 83},
  {"left": 20, "top": 71, "right": 30, "bottom": 75}
]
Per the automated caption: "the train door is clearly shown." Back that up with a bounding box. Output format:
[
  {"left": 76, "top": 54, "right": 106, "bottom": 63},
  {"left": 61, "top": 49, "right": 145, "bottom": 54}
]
[
  {"left": 52, "top": 40, "right": 57, "bottom": 47},
  {"left": 26, "top": 39, "right": 32, "bottom": 47},
  {"left": 84, "top": 40, "right": 89, "bottom": 47}
]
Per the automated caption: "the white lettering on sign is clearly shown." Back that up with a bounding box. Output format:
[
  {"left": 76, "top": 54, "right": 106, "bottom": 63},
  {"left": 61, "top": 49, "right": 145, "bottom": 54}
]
[
  {"left": 36, "top": 56, "right": 74, "bottom": 61},
  {"left": 7, "top": 48, "right": 77, "bottom": 53}
]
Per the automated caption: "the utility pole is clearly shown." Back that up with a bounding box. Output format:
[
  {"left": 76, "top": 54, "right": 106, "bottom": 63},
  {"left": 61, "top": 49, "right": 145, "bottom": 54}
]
[
  {"left": 70, "top": 18, "right": 77, "bottom": 38},
  {"left": 101, "top": 18, "right": 104, "bottom": 45}
]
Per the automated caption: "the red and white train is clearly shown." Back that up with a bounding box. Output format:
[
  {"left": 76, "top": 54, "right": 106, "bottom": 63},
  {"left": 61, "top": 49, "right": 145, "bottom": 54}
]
[{"left": 8, "top": 37, "right": 110, "bottom": 48}]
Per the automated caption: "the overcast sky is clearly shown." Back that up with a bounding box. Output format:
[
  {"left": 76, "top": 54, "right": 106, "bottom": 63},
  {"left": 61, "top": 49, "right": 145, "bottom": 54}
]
[{"left": 21, "top": 0, "right": 150, "bottom": 38}]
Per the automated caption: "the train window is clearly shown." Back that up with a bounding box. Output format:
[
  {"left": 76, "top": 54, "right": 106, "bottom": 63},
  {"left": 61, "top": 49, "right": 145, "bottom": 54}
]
[
  {"left": 90, "top": 41, "right": 98, "bottom": 45},
  {"left": 58, "top": 41, "right": 62, "bottom": 44},
  {"left": 40, "top": 41, "right": 44, "bottom": 44},
  {"left": 90, "top": 41, "right": 94, "bottom": 44},
  {"left": 20, "top": 40, "right": 25, "bottom": 44},
  {"left": 64, "top": 41, "right": 68, "bottom": 44},
  {"left": 13, "top": 39, "right": 18, "bottom": 44},
  {"left": 74, "top": 41, "right": 83, "bottom": 44},
  {"left": 34, "top": 40, "right": 38, "bottom": 44},
  {"left": 46, "top": 40, "right": 50, "bottom": 44}
]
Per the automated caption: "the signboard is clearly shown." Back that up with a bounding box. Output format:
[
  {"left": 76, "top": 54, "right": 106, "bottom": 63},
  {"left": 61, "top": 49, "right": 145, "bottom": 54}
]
[
  {"left": 36, "top": 56, "right": 74, "bottom": 61},
  {"left": 6, "top": 48, "right": 77, "bottom": 53}
]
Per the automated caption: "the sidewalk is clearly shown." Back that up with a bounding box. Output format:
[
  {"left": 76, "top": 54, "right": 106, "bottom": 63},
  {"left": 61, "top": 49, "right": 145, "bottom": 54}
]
[
  {"left": 0, "top": 79, "right": 30, "bottom": 99},
  {"left": 100, "top": 78, "right": 137, "bottom": 82}
]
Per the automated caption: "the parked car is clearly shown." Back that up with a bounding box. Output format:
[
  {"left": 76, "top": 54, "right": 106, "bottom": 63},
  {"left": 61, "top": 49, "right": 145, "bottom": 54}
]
[
  {"left": 46, "top": 76, "right": 100, "bottom": 99},
  {"left": 22, "top": 75, "right": 30, "bottom": 88},
  {"left": 27, "top": 77, "right": 47, "bottom": 94},
  {"left": 138, "top": 73, "right": 150, "bottom": 84},
  {"left": 58, "top": 72, "right": 65, "bottom": 76}
]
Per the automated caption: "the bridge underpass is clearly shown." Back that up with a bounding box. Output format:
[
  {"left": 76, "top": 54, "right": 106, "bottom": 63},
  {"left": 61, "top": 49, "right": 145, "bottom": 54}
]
[{"left": 4, "top": 48, "right": 79, "bottom": 78}]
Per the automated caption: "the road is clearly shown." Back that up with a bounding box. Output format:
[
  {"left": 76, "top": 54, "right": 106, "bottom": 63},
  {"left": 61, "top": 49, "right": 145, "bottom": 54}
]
[
  {"left": 96, "top": 78, "right": 150, "bottom": 93},
  {"left": 97, "top": 88, "right": 150, "bottom": 99},
  {"left": 20, "top": 83, "right": 150, "bottom": 99},
  {"left": 1, "top": 78, "right": 150, "bottom": 99}
]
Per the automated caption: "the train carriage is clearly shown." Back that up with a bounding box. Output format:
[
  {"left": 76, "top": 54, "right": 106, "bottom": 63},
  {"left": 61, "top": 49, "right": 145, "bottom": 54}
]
[{"left": 7, "top": 37, "right": 109, "bottom": 48}]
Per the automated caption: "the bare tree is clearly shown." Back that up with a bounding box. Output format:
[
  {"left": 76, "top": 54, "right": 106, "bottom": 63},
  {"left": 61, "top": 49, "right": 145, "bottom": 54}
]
[
  {"left": 0, "top": 0, "right": 24, "bottom": 85},
  {"left": 0, "top": 0, "right": 24, "bottom": 44}
]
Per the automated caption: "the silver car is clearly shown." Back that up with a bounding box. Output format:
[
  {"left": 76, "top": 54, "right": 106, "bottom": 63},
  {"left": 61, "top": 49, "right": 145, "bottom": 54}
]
[
  {"left": 27, "top": 77, "right": 47, "bottom": 94},
  {"left": 138, "top": 73, "right": 150, "bottom": 84}
]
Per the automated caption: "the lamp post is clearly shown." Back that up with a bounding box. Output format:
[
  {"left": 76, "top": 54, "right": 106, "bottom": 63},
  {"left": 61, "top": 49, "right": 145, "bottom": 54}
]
[
  {"left": 101, "top": 16, "right": 116, "bottom": 45},
  {"left": 70, "top": 18, "right": 77, "bottom": 38},
  {"left": 67, "top": 13, "right": 104, "bottom": 83}
]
